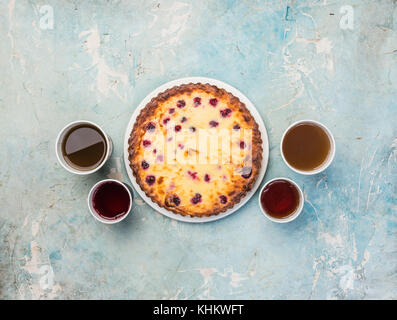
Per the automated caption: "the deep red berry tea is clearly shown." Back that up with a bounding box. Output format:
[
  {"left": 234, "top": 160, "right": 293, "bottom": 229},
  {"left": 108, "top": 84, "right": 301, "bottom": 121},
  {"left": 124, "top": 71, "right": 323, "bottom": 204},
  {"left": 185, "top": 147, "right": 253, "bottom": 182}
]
[
  {"left": 260, "top": 179, "right": 299, "bottom": 219},
  {"left": 92, "top": 181, "right": 131, "bottom": 220}
]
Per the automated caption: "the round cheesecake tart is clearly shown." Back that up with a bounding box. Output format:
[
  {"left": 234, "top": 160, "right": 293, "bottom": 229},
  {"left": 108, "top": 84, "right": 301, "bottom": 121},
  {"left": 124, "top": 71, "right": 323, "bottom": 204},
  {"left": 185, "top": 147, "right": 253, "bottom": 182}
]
[{"left": 128, "top": 83, "right": 262, "bottom": 217}]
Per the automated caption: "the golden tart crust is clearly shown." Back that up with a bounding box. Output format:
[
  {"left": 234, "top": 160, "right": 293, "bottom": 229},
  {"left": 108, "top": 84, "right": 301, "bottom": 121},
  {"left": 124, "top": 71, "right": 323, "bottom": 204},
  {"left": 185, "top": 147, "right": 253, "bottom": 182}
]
[{"left": 128, "top": 83, "right": 262, "bottom": 217}]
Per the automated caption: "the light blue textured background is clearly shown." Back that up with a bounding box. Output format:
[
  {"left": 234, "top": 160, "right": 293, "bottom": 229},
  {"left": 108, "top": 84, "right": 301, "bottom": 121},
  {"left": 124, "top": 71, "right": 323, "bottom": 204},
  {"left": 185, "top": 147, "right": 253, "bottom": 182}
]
[{"left": 0, "top": 0, "right": 396, "bottom": 299}]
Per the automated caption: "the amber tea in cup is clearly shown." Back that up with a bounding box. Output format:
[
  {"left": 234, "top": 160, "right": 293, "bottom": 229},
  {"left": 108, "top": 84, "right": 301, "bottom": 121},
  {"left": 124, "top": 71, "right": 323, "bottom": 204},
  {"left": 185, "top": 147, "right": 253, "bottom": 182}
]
[{"left": 281, "top": 120, "right": 334, "bottom": 174}]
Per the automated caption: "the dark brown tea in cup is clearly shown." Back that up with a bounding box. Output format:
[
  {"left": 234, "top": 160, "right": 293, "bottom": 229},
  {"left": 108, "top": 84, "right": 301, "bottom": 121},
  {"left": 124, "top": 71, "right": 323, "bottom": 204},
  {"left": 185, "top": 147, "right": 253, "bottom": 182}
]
[
  {"left": 61, "top": 124, "right": 107, "bottom": 171},
  {"left": 282, "top": 123, "right": 330, "bottom": 171}
]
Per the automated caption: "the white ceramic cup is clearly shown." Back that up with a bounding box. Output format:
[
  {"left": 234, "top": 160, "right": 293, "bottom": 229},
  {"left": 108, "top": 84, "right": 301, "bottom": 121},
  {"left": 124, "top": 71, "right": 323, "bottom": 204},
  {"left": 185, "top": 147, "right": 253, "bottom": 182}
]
[
  {"left": 87, "top": 179, "right": 132, "bottom": 224},
  {"left": 55, "top": 120, "right": 113, "bottom": 175},
  {"left": 258, "top": 177, "right": 304, "bottom": 223},
  {"left": 280, "top": 119, "right": 335, "bottom": 175}
]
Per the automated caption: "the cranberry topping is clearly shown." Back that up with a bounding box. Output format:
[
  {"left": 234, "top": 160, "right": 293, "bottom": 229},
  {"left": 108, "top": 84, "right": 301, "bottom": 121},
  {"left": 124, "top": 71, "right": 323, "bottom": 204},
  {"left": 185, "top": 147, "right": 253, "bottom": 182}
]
[
  {"left": 204, "top": 174, "right": 210, "bottom": 182},
  {"left": 241, "top": 167, "right": 252, "bottom": 179},
  {"left": 193, "top": 97, "right": 201, "bottom": 106},
  {"left": 178, "top": 143, "right": 184, "bottom": 149},
  {"left": 219, "top": 195, "right": 228, "bottom": 204},
  {"left": 172, "top": 195, "right": 181, "bottom": 206},
  {"left": 191, "top": 193, "right": 202, "bottom": 204},
  {"left": 220, "top": 108, "right": 232, "bottom": 118},
  {"left": 188, "top": 170, "right": 198, "bottom": 180},
  {"left": 209, "top": 120, "right": 219, "bottom": 128},
  {"left": 141, "top": 160, "right": 149, "bottom": 170},
  {"left": 145, "top": 175, "right": 156, "bottom": 185},
  {"left": 209, "top": 98, "right": 218, "bottom": 107},
  {"left": 175, "top": 125, "right": 182, "bottom": 132},
  {"left": 240, "top": 141, "right": 246, "bottom": 149},
  {"left": 233, "top": 124, "right": 241, "bottom": 130},
  {"left": 189, "top": 126, "right": 196, "bottom": 132},
  {"left": 146, "top": 122, "right": 156, "bottom": 131},
  {"left": 177, "top": 100, "right": 186, "bottom": 108},
  {"left": 181, "top": 116, "right": 187, "bottom": 123},
  {"left": 142, "top": 140, "right": 151, "bottom": 147},
  {"left": 163, "top": 117, "right": 170, "bottom": 125},
  {"left": 169, "top": 108, "right": 175, "bottom": 114}
]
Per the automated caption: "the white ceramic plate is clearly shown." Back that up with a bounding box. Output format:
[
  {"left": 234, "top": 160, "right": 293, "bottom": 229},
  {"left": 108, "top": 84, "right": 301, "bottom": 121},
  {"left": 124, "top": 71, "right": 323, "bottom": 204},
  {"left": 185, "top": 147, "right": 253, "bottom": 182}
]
[{"left": 123, "top": 77, "right": 269, "bottom": 223}]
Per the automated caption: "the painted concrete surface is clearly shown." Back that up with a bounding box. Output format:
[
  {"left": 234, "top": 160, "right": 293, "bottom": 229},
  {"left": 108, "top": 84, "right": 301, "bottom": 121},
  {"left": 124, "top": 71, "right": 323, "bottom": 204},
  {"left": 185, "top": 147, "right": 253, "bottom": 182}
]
[{"left": 0, "top": 0, "right": 396, "bottom": 299}]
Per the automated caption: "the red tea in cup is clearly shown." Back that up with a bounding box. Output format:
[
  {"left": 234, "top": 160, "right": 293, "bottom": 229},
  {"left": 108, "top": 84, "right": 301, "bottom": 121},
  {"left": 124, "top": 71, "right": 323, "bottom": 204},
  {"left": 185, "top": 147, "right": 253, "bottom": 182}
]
[
  {"left": 90, "top": 180, "right": 132, "bottom": 222},
  {"left": 260, "top": 179, "right": 300, "bottom": 219}
]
